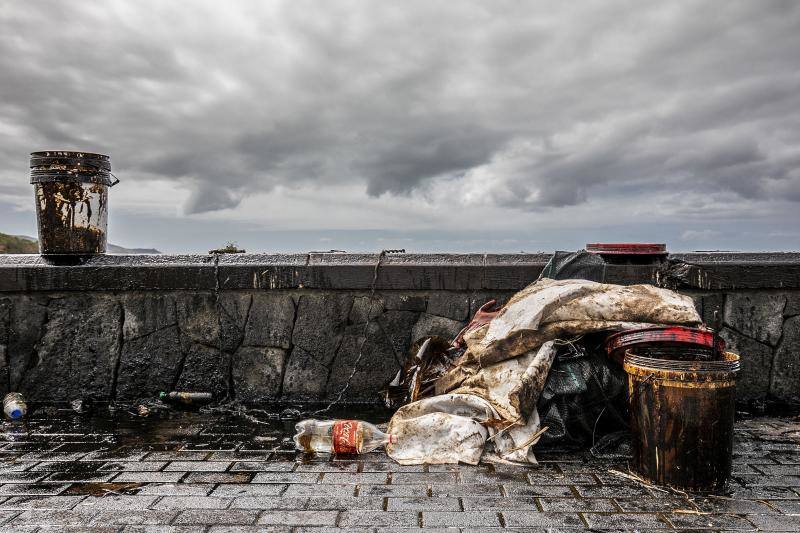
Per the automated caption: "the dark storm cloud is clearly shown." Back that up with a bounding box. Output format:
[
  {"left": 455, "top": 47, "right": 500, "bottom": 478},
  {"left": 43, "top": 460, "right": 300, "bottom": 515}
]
[{"left": 0, "top": 0, "right": 799, "bottom": 216}]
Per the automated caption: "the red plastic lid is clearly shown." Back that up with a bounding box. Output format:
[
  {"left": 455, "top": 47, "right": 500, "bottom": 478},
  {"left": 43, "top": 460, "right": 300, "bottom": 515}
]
[
  {"left": 606, "top": 326, "right": 725, "bottom": 365},
  {"left": 586, "top": 243, "right": 667, "bottom": 255}
]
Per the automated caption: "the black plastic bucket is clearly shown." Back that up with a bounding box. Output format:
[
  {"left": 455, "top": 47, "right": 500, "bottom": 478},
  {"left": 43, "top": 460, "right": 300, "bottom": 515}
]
[
  {"left": 624, "top": 351, "right": 740, "bottom": 492},
  {"left": 30, "top": 151, "right": 119, "bottom": 255}
]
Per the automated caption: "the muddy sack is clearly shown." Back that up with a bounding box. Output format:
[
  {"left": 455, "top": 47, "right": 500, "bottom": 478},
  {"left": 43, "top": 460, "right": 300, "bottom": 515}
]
[
  {"left": 387, "top": 342, "right": 557, "bottom": 465},
  {"left": 456, "top": 278, "right": 701, "bottom": 373}
]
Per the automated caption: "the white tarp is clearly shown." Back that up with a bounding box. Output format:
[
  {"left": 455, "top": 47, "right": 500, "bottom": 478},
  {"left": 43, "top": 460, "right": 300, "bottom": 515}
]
[
  {"left": 460, "top": 278, "right": 702, "bottom": 369},
  {"left": 386, "top": 278, "right": 702, "bottom": 465}
]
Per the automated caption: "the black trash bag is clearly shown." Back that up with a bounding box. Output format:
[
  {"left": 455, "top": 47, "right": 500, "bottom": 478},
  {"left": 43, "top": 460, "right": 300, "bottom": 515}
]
[
  {"left": 538, "top": 250, "right": 608, "bottom": 282},
  {"left": 536, "top": 334, "right": 629, "bottom": 450}
]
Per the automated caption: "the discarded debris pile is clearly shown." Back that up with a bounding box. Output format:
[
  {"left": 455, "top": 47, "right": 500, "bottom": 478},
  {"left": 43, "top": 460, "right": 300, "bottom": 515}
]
[{"left": 383, "top": 277, "right": 705, "bottom": 465}]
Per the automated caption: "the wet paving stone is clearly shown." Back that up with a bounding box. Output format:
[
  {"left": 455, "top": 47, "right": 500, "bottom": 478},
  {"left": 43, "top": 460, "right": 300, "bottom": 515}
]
[
  {"left": 110, "top": 471, "right": 184, "bottom": 483},
  {"left": 0, "top": 495, "right": 87, "bottom": 509},
  {"left": 0, "top": 410, "right": 798, "bottom": 530},
  {"left": 747, "top": 513, "right": 800, "bottom": 531},
  {"left": 76, "top": 494, "right": 159, "bottom": 510},
  {"left": 460, "top": 496, "right": 538, "bottom": 510},
  {"left": 295, "top": 461, "right": 359, "bottom": 473},
  {"left": 0, "top": 472, "right": 48, "bottom": 483},
  {"left": 430, "top": 484, "right": 504, "bottom": 497},
  {"left": 386, "top": 496, "right": 460, "bottom": 511},
  {"left": 538, "top": 496, "right": 617, "bottom": 512},
  {"left": 89, "top": 509, "right": 179, "bottom": 526},
  {"left": 257, "top": 510, "right": 339, "bottom": 526},
  {"left": 613, "top": 496, "right": 696, "bottom": 512},
  {"left": 0, "top": 483, "right": 68, "bottom": 496},
  {"left": 172, "top": 508, "right": 260, "bottom": 525},
  {"left": 136, "top": 482, "right": 214, "bottom": 496},
  {"left": 164, "top": 460, "right": 232, "bottom": 471},
  {"left": 182, "top": 471, "right": 254, "bottom": 483},
  {"left": 100, "top": 461, "right": 168, "bottom": 472},
  {"left": 339, "top": 510, "right": 419, "bottom": 527},
  {"left": 251, "top": 472, "right": 319, "bottom": 483},
  {"left": 358, "top": 484, "right": 425, "bottom": 497},
  {"left": 210, "top": 483, "right": 287, "bottom": 497},
  {"left": 582, "top": 511, "right": 670, "bottom": 529},
  {"left": 45, "top": 471, "right": 117, "bottom": 482},
  {"left": 501, "top": 510, "right": 585, "bottom": 528},
  {"left": 664, "top": 511, "right": 757, "bottom": 530}
]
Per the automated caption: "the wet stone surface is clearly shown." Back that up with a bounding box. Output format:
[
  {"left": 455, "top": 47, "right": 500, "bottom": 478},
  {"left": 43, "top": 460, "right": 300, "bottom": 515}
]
[{"left": 0, "top": 407, "right": 797, "bottom": 531}]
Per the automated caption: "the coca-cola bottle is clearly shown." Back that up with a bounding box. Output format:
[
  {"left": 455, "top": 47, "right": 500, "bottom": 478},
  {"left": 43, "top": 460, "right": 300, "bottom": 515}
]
[{"left": 294, "top": 419, "right": 397, "bottom": 454}]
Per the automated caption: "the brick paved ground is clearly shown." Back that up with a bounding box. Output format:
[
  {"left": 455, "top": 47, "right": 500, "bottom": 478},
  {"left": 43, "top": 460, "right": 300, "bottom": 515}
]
[{"left": 0, "top": 408, "right": 798, "bottom": 532}]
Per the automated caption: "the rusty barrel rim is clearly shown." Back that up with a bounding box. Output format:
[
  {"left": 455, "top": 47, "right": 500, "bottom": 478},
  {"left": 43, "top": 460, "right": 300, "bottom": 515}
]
[
  {"left": 30, "top": 151, "right": 114, "bottom": 186},
  {"left": 624, "top": 351, "right": 740, "bottom": 382},
  {"left": 606, "top": 326, "right": 726, "bottom": 365}
]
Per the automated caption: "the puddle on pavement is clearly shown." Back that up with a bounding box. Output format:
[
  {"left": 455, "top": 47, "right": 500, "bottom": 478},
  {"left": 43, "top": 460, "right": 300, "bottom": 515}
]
[
  {"left": 0, "top": 402, "right": 395, "bottom": 459},
  {"left": 63, "top": 482, "right": 144, "bottom": 497}
]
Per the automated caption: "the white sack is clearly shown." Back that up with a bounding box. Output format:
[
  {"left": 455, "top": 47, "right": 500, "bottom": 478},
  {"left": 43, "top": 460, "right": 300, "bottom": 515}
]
[
  {"left": 386, "top": 394, "right": 493, "bottom": 465},
  {"left": 386, "top": 393, "right": 550, "bottom": 465}
]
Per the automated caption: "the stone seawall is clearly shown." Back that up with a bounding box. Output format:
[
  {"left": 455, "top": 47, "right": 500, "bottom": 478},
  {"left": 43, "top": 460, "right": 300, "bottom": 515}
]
[{"left": 0, "top": 252, "right": 798, "bottom": 405}]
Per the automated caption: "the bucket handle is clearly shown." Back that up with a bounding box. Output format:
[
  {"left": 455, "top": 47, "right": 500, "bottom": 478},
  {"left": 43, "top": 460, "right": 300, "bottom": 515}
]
[{"left": 78, "top": 161, "right": 120, "bottom": 186}]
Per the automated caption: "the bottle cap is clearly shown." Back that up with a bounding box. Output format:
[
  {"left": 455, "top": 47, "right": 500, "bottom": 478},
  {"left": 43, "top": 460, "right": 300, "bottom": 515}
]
[{"left": 11, "top": 409, "right": 22, "bottom": 419}]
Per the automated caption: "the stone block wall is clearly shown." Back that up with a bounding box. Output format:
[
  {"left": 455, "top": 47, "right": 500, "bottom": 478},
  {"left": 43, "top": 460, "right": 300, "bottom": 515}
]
[{"left": 0, "top": 252, "right": 798, "bottom": 405}]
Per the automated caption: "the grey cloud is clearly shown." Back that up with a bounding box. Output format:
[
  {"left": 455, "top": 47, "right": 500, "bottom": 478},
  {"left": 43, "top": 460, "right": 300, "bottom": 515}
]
[{"left": 0, "top": 0, "right": 799, "bottom": 219}]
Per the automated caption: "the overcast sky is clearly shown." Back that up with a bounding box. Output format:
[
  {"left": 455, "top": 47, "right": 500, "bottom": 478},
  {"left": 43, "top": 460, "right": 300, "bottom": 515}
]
[{"left": 1, "top": 1, "right": 799, "bottom": 253}]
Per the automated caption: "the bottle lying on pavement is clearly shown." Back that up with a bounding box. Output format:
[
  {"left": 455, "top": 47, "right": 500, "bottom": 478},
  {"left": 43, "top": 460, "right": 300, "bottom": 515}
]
[
  {"left": 3, "top": 392, "right": 27, "bottom": 420},
  {"left": 159, "top": 391, "right": 213, "bottom": 406},
  {"left": 294, "top": 419, "right": 397, "bottom": 454}
]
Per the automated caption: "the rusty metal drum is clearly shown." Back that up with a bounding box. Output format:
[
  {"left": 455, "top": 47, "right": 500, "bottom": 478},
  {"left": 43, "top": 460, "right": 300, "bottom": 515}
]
[
  {"left": 30, "top": 151, "right": 118, "bottom": 255},
  {"left": 624, "top": 351, "right": 740, "bottom": 493}
]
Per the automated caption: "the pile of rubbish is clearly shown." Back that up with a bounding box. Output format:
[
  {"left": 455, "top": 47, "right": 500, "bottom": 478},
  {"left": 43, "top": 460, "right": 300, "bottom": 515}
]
[{"left": 381, "top": 277, "right": 705, "bottom": 465}]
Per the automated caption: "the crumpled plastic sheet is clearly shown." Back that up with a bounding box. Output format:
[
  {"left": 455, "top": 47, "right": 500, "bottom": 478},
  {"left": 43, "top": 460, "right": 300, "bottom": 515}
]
[
  {"left": 386, "top": 395, "right": 547, "bottom": 465},
  {"left": 460, "top": 278, "right": 701, "bottom": 370},
  {"left": 387, "top": 342, "right": 557, "bottom": 465}
]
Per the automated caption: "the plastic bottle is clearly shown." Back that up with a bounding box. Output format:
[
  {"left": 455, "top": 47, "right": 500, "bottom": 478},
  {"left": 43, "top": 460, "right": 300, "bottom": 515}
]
[
  {"left": 294, "top": 419, "right": 397, "bottom": 454},
  {"left": 3, "top": 392, "right": 27, "bottom": 420},
  {"left": 159, "top": 391, "right": 213, "bottom": 406}
]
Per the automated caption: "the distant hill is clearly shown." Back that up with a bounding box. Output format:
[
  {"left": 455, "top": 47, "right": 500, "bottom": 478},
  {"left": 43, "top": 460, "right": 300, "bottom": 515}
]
[
  {"left": 106, "top": 243, "right": 162, "bottom": 254},
  {"left": 0, "top": 232, "right": 161, "bottom": 254},
  {"left": 0, "top": 233, "right": 38, "bottom": 253}
]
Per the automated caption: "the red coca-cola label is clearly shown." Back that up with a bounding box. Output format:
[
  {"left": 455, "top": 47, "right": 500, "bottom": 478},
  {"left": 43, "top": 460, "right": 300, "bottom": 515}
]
[{"left": 332, "top": 420, "right": 360, "bottom": 454}]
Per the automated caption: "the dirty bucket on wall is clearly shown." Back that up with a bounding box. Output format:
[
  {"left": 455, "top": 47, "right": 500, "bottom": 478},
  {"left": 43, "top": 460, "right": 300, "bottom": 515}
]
[
  {"left": 624, "top": 351, "right": 740, "bottom": 493},
  {"left": 30, "top": 151, "right": 119, "bottom": 255}
]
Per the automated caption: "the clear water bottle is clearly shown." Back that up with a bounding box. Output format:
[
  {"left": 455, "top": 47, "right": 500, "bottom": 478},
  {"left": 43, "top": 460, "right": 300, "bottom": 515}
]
[
  {"left": 294, "top": 419, "right": 397, "bottom": 454},
  {"left": 3, "top": 392, "right": 27, "bottom": 420}
]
